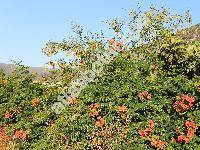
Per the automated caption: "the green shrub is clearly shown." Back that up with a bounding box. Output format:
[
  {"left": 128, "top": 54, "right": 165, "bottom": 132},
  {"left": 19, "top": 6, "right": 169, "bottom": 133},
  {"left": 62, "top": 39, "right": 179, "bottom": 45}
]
[{"left": 1, "top": 5, "right": 200, "bottom": 150}]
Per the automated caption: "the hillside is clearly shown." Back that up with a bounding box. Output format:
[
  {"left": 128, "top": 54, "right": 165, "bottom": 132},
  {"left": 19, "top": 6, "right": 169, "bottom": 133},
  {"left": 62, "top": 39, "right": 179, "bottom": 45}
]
[
  {"left": 177, "top": 23, "right": 200, "bottom": 40},
  {"left": 0, "top": 63, "right": 48, "bottom": 75}
]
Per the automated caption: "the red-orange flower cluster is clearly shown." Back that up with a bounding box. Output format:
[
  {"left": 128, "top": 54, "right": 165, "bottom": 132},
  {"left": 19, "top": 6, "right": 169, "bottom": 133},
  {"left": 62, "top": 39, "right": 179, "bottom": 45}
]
[
  {"left": 138, "top": 91, "right": 152, "bottom": 101},
  {"left": 89, "top": 109, "right": 99, "bottom": 117},
  {"left": 177, "top": 135, "right": 190, "bottom": 143},
  {"left": 185, "top": 121, "right": 198, "bottom": 139},
  {"left": 118, "top": 105, "right": 127, "bottom": 113},
  {"left": 185, "top": 121, "right": 198, "bottom": 130},
  {"left": 108, "top": 39, "right": 124, "bottom": 53},
  {"left": 90, "top": 103, "right": 100, "bottom": 110},
  {"left": 95, "top": 116, "right": 104, "bottom": 127},
  {"left": 32, "top": 98, "right": 41, "bottom": 107},
  {"left": 89, "top": 103, "right": 100, "bottom": 117},
  {"left": 173, "top": 94, "right": 195, "bottom": 113},
  {"left": 0, "top": 130, "right": 12, "bottom": 142},
  {"left": 0, "top": 130, "right": 12, "bottom": 149},
  {"left": 176, "top": 121, "right": 198, "bottom": 143},
  {"left": 4, "top": 112, "right": 13, "bottom": 119},
  {"left": 89, "top": 103, "right": 104, "bottom": 127},
  {"left": 138, "top": 120, "right": 155, "bottom": 137},
  {"left": 149, "top": 138, "right": 166, "bottom": 150},
  {"left": 14, "top": 130, "right": 28, "bottom": 140}
]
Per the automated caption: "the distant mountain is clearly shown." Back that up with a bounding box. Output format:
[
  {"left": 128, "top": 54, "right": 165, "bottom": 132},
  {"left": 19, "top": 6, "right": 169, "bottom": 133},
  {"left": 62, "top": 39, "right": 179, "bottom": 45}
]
[
  {"left": 0, "top": 63, "right": 48, "bottom": 75},
  {"left": 177, "top": 23, "right": 200, "bottom": 41}
]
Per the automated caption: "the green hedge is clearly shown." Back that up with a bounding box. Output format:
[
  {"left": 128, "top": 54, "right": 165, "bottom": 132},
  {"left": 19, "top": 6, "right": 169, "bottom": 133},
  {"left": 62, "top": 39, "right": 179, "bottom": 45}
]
[{"left": 1, "top": 5, "right": 200, "bottom": 150}]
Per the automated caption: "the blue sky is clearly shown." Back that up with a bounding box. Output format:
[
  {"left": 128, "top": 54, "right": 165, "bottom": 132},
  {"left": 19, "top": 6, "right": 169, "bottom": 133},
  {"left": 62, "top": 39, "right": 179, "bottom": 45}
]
[{"left": 0, "top": 0, "right": 200, "bottom": 67}]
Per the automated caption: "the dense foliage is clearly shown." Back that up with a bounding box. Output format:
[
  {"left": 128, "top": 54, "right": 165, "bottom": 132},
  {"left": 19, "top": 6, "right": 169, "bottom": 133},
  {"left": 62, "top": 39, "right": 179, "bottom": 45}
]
[{"left": 1, "top": 5, "right": 200, "bottom": 150}]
